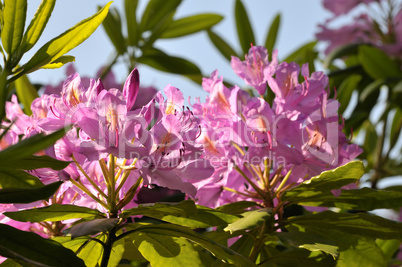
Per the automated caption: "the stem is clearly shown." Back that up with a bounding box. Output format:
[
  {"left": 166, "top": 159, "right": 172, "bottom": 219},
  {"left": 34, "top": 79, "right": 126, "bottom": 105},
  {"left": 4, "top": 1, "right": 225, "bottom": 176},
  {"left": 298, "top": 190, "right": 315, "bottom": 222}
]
[
  {"left": 100, "top": 217, "right": 117, "bottom": 267},
  {"left": 371, "top": 118, "right": 387, "bottom": 189},
  {"left": 249, "top": 221, "right": 267, "bottom": 262},
  {"left": 69, "top": 178, "right": 109, "bottom": 210},
  {"left": 0, "top": 68, "right": 10, "bottom": 121},
  {"left": 109, "top": 154, "right": 116, "bottom": 211}
]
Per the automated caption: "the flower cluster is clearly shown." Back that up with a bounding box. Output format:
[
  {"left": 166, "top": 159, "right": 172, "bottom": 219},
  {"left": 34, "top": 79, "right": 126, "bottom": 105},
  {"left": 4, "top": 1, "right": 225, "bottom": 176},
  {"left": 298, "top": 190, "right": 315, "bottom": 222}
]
[
  {"left": 191, "top": 46, "right": 362, "bottom": 208},
  {"left": 316, "top": 0, "right": 402, "bottom": 59}
]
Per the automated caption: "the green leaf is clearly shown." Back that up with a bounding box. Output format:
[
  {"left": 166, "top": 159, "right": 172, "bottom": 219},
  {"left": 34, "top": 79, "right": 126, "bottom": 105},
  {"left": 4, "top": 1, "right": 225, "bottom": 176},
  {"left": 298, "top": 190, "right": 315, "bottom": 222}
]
[
  {"left": 131, "top": 233, "right": 203, "bottom": 266},
  {"left": 108, "top": 236, "right": 126, "bottom": 267},
  {"left": 126, "top": 224, "right": 254, "bottom": 266},
  {"left": 0, "top": 181, "right": 62, "bottom": 203},
  {"left": 216, "top": 201, "right": 260, "bottom": 215},
  {"left": 358, "top": 45, "right": 401, "bottom": 79},
  {"left": 4, "top": 204, "right": 103, "bottom": 222},
  {"left": 0, "top": 127, "right": 67, "bottom": 164},
  {"left": 138, "top": 49, "right": 201, "bottom": 75},
  {"left": 337, "top": 74, "right": 361, "bottom": 114},
  {"left": 101, "top": 6, "right": 126, "bottom": 55},
  {"left": 0, "top": 167, "right": 43, "bottom": 189},
  {"left": 139, "top": 0, "right": 181, "bottom": 32},
  {"left": 229, "top": 234, "right": 255, "bottom": 258},
  {"left": 18, "top": 2, "right": 112, "bottom": 74},
  {"left": 3, "top": 155, "right": 70, "bottom": 170},
  {"left": 282, "top": 161, "right": 365, "bottom": 203},
  {"left": 275, "top": 232, "right": 338, "bottom": 259},
  {"left": 160, "top": 14, "right": 223, "bottom": 38},
  {"left": 41, "top": 55, "right": 75, "bottom": 69},
  {"left": 122, "top": 200, "right": 197, "bottom": 218},
  {"left": 390, "top": 107, "right": 402, "bottom": 148},
  {"left": 14, "top": 74, "right": 39, "bottom": 115},
  {"left": 296, "top": 187, "right": 402, "bottom": 210},
  {"left": 284, "top": 41, "right": 317, "bottom": 72},
  {"left": 125, "top": 0, "right": 139, "bottom": 46},
  {"left": 1, "top": 0, "right": 27, "bottom": 55},
  {"left": 264, "top": 249, "right": 335, "bottom": 267},
  {"left": 207, "top": 30, "right": 239, "bottom": 61},
  {"left": 323, "top": 43, "right": 360, "bottom": 69},
  {"left": 264, "top": 13, "right": 281, "bottom": 55},
  {"left": 376, "top": 239, "right": 400, "bottom": 263},
  {"left": 286, "top": 211, "right": 402, "bottom": 240},
  {"left": 65, "top": 218, "right": 119, "bottom": 238},
  {"left": 0, "top": 223, "right": 85, "bottom": 267},
  {"left": 224, "top": 208, "right": 271, "bottom": 234},
  {"left": 19, "top": 0, "right": 56, "bottom": 53},
  {"left": 0, "top": 259, "right": 22, "bottom": 266},
  {"left": 359, "top": 79, "right": 385, "bottom": 102},
  {"left": 235, "top": 0, "right": 255, "bottom": 55}
]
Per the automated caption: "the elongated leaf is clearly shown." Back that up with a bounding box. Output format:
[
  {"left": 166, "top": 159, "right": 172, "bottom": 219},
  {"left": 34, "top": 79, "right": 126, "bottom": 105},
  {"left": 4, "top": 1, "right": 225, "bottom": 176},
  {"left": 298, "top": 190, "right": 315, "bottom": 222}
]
[
  {"left": 323, "top": 43, "right": 361, "bottom": 69},
  {"left": 377, "top": 239, "right": 400, "bottom": 263},
  {"left": 337, "top": 74, "right": 361, "bottom": 114},
  {"left": 282, "top": 161, "right": 364, "bottom": 203},
  {"left": 127, "top": 224, "right": 254, "bottom": 266},
  {"left": 359, "top": 78, "right": 385, "bottom": 102},
  {"left": 0, "top": 224, "right": 85, "bottom": 266},
  {"left": 264, "top": 13, "right": 281, "bottom": 55},
  {"left": 14, "top": 74, "right": 39, "bottom": 115},
  {"left": 284, "top": 41, "right": 318, "bottom": 72},
  {"left": 1, "top": 0, "right": 27, "bottom": 55},
  {"left": 207, "top": 30, "right": 238, "bottom": 61},
  {"left": 4, "top": 155, "right": 70, "bottom": 170},
  {"left": 0, "top": 181, "right": 62, "bottom": 203},
  {"left": 19, "top": 0, "right": 56, "bottom": 53},
  {"left": 4, "top": 204, "right": 103, "bottom": 222},
  {"left": 275, "top": 232, "right": 338, "bottom": 258},
  {"left": 140, "top": 0, "right": 181, "bottom": 32},
  {"left": 161, "top": 14, "right": 223, "bottom": 38},
  {"left": 286, "top": 211, "right": 402, "bottom": 240},
  {"left": 41, "top": 55, "right": 75, "bottom": 69},
  {"left": 297, "top": 187, "right": 402, "bottom": 210},
  {"left": 358, "top": 45, "right": 401, "bottom": 79},
  {"left": 18, "top": 2, "right": 112, "bottom": 74},
  {"left": 264, "top": 249, "right": 335, "bottom": 267},
  {"left": 125, "top": 0, "right": 139, "bottom": 46},
  {"left": 65, "top": 218, "right": 119, "bottom": 238},
  {"left": 122, "top": 200, "right": 197, "bottom": 218},
  {"left": 131, "top": 233, "right": 203, "bottom": 266},
  {"left": 224, "top": 208, "right": 271, "bottom": 234},
  {"left": 101, "top": 6, "right": 126, "bottom": 55},
  {"left": 0, "top": 127, "right": 67, "bottom": 163},
  {"left": 138, "top": 50, "right": 201, "bottom": 75},
  {"left": 216, "top": 201, "right": 260, "bottom": 215},
  {"left": 235, "top": 0, "right": 255, "bottom": 54},
  {"left": 390, "top": 107, "right": 402, "bottom": 148},
  {"left": 0, "top": 167, "right": 43, "bottom": 189}
]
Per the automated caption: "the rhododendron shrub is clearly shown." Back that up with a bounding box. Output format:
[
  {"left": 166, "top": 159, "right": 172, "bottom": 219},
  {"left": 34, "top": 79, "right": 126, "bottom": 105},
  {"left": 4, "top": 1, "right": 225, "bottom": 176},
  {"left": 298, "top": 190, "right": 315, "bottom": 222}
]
[{"left": 1, "top": 0, "right": 402, "bottom": 266}]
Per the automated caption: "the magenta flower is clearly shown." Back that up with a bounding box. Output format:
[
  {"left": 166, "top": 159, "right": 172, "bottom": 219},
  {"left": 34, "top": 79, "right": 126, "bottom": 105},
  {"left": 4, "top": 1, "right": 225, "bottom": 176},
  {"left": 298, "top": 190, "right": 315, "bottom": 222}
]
[{"left": 231, "top": 46, "right": 278, "bottom": 95}]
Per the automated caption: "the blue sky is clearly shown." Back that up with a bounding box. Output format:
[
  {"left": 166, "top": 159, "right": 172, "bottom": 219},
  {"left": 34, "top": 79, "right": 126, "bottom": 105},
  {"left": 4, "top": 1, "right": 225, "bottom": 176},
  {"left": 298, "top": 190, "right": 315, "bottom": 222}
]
[{"left": 24, "top": 0, "right": 331, "bottom": 100}]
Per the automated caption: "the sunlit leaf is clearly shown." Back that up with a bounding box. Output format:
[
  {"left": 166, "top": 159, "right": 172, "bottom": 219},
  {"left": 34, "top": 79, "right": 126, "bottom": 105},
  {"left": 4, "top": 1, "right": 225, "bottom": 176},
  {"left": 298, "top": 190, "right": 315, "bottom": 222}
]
[
  {"left": 282, "top": 161, "right": 365, "bottom": 203},
  {"left": 0, "top": 224, "right": 85, "bottom": 266},
  {"left": 235, "top": 0, "right": 255, "bottom": 54},
  {"left": 19, "top": 0, "right": 56, "bottom": 53},
  {"left": 264, "top": 13, "right": 281, "bottom": 56},
  {"left": 41, "top": 55, "right": 75, "bottom": 69},
  {"left": 18, "top": 2, "right": 112, "bottom": 74},
  {"left": 161, "top": 14, "right": 223, "bottom": 38},
  {"left": 0, "top": 167, "right": 43, "bottom": 189},
  {"left": 4, "top": 204, "right": 103, "bottom": 222},
  {"left": 216, "top": 201, "right": 260, "bottom": 215},
  {"left": 14, "top": 74, "right": 39, "bottom": 115},
  {"left": 1, "top": 0, "right": 27, "bottom": 55},
  {"left": 131, "top": 233, "right": 203, "bottom": 266},
  {"left": 126, "top": 224, "right": 254, "bottom": 266},
  {"left": 224, "top": 208, "right": 271, "bottom": 234}
]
